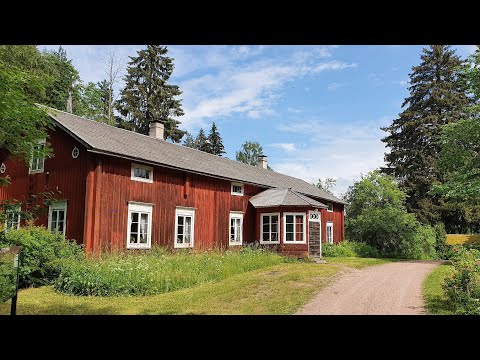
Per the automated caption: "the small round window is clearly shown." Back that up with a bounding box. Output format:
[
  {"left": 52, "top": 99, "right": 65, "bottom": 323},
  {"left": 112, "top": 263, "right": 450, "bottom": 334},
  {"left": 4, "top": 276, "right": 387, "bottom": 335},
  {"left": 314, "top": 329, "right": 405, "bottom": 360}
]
[
  {"left": 72, "top": 147, "right": 80, "bottom": 159},
  {"left": 0, "top": 163, "right": 5, "bottom": 174}
]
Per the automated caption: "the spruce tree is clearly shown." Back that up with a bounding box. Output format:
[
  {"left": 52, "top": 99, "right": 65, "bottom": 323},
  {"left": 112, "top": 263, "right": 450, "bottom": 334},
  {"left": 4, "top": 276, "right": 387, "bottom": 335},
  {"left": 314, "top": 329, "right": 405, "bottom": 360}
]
[
  {"left": 195, "top": 128, "right": 209, "bottom": 152},
  {"left": 182, "top": 132, "right": 197, "bottom": 149},
  {"left": 116, "top": 45, "right": 185, "bottom": 142},
  {"left": 43, "top": 46, "right": 80, "bottom": 112},
  {"left": 381, "top": 45, "right": 470, "bottom": 225},
  {"left": 207, "top": 122, "right": 226, "bottom": 156}
]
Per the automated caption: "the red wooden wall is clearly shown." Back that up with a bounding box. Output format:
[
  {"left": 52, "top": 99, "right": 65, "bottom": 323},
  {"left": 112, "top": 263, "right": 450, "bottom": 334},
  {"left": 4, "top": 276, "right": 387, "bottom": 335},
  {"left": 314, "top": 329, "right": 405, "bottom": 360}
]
[
  {"left": 0, "top": 127, "right": 88, "bottom": 244},
  {"left": 87, "top": 155, "right": 261, "bottom": 251},
  {"left": 320, "top": 203, "right": 345, "bottom": 244}
]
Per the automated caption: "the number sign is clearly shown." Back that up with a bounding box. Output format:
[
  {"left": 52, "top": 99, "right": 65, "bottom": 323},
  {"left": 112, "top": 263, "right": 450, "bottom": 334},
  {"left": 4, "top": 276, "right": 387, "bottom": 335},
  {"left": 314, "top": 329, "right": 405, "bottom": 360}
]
[{"left": 308, "top": 210, "right": 320, "bottom": 222}]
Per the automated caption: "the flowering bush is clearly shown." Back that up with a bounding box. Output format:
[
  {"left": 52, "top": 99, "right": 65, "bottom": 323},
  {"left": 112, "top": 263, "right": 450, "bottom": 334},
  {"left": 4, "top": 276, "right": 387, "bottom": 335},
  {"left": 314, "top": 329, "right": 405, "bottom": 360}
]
[{"left": 442, "top": 247, "right": 480, "bottom": 314}]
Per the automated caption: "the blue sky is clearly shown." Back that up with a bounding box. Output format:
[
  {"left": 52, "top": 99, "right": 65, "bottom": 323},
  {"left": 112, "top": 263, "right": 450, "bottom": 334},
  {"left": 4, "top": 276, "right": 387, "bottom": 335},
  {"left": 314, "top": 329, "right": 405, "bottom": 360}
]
[{"left": 40, "top": 45, "right": 476, "bottom": 196}]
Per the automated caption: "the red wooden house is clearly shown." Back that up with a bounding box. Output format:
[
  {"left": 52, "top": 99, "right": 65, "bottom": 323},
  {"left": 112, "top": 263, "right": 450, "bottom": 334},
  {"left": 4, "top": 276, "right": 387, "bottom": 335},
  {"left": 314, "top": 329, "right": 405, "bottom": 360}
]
[{"left": 0, "top": 106, "right": 346, "bottom": 256}]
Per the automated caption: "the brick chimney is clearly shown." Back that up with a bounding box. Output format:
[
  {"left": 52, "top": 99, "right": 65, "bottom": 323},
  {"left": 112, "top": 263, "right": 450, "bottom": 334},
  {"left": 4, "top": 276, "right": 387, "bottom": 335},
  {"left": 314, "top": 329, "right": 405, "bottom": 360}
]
[
  {"left": 257, "top": 155, "right": 268, "bottom": 169},
  {"left": 149, "top": 121, "right": 164, "bottom": 140}
]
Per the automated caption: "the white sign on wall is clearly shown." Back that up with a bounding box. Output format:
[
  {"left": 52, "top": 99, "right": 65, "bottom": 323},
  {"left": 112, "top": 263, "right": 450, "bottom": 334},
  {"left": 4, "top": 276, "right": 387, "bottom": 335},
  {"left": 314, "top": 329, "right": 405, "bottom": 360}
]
[{"left": 308, "top": 210, "right": 321, "bottom": 222}]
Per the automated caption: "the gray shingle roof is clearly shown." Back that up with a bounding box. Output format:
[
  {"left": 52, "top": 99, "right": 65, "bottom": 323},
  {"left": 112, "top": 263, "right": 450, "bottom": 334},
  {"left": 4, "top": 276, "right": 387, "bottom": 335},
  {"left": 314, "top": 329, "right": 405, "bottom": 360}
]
[
  {"left": 42, "top": 106, "right": 346, "bottom": 204},
  {"left": 249, "top": 188, "right": 328, "bottom": 208}
]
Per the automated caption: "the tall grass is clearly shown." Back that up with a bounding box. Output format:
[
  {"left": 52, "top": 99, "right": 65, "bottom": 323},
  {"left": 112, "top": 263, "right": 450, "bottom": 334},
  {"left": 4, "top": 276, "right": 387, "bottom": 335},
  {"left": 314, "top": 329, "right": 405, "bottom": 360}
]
[
  {"left": 55, "top": 247, "right": 286, "bottom": 297},
  {"left": 322, "top": 241, "right": 380, "bottom": 258}
]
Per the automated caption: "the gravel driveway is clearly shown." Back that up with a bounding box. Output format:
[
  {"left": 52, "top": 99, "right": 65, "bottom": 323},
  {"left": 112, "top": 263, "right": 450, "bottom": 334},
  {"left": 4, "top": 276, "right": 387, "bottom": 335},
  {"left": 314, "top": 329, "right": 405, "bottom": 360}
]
[{"left": 296, "top": 260, "right": 441, "bottom": 315}]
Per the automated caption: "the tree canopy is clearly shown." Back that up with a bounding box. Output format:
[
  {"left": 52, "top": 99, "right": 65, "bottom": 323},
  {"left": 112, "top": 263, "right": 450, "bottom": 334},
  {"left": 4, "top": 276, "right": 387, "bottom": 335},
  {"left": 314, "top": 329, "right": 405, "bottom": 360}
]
[
  {"left": 0, "top": 46, "right": 53, "bottom": 186},
  {"left": 207, "top": 122, "right": 226, "bottom": 156},
  {"left": 236, "top": 141, "right": 272, "bottom": 170},
  {"left": 429, "top": 46, "right": 480, "bottom": 233},
  {"left": 183, "top": 123, "right": 226, "bottom": 156},
  {"left": 314, "top": 178, "right": 336, "bottom": 195},
  {"left": 116, "top": 45, "right": 185, "bottom": 142},
  {"left": 344, "top": 170, "right": 436, "bottom": 259},
  {"left": 381, "top": 45, "right": 470, "bottom": 226}
]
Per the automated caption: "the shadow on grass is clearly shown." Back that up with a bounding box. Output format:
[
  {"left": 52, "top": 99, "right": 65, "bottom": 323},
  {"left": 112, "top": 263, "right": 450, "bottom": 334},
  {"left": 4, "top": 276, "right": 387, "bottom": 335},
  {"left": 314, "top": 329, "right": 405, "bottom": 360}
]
[{"left": 425, "top": 293, "right": 452, "bottom": 315}]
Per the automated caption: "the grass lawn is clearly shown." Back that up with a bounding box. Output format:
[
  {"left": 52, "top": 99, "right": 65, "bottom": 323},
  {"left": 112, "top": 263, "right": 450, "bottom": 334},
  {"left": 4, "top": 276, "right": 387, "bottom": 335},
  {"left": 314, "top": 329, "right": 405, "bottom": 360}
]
[
  {"left": 0, "top": 257, "right": 389, "bottom": 315},
  {"left": 423, "top": 263, "right": 454, "bottom": 315}
]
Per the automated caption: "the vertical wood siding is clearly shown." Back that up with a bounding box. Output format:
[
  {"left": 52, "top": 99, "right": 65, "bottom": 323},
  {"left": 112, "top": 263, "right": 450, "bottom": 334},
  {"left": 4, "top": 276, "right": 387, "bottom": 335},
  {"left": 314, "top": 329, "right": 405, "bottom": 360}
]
[
  {"left": 92, "top": 156, "right": 261, "bottom": 251},
  {"left": 0, "top": 127, "right": 88, "bottom": 244},
  {"left": 321, "top": 203, "right": 344, "bottom": 243}
]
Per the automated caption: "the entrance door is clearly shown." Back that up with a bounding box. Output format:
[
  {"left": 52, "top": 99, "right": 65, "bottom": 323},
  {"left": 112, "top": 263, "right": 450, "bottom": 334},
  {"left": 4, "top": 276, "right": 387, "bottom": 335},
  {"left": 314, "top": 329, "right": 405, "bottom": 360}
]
[{"left": 308, "top": 210, "right": 321, "bottom": 258}]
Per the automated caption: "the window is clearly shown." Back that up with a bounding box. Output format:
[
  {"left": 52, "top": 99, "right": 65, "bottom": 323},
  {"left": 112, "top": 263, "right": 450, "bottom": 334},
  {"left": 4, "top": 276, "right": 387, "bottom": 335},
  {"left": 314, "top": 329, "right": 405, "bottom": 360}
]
[
  {"left": 261, "top": 213, "right": 280, "bottom": 244},
  {"left": 327, "top": 202, "right": 333, "bottom": 212},
  {"left": 326, "top": 222, "right": 334, "bottom": 244},
  {"left": 131, "top": 163, "right": 153, "bottom": 183},
  {"left": 127, "top": 202, "right": 152, "bottom": 249},
  {"left": 72, "top": 146, "right": 79, "bottom": 159},
  {"left": 5, "top": 206, "right": 21, "bottom": 231},
  {"left": 229, "top": 212, "right": 243, "bottom": 246},
  {"left": 284, "top": 213, "right": 306, "bottom": 243},
  {"left": 48, "top": 201, "right": 67, "bottom": 235},
  {"left": 29, "top": 139, "right": 46, "bottom": 174},
  {"left": 175, "top": 207, "right": 195, "bottom": 248},
  {"left": 231, "top": 182, "right": 244, "bottom": 196}
]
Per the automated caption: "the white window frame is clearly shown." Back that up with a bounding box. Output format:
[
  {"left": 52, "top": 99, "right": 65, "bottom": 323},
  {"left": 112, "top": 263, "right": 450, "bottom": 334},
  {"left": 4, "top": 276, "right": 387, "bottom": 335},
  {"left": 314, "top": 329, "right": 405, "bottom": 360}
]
[
  {"left": 174, "top": 207, "right": 195, "bottom": 249},
  {"left": 127, "top": 202, "right": 153, "bottom": 249},
  {"left": 260, "top": 212, "right": 280, "bottom": 244},
  {"left": 5, "top": 205, "right": 21, "bottom": 231},
  {"left": 48, "top": 201, "right": 67, "bottom": 235},
  {"left": 131, "top": 163, "right": 154, "bottom": 183},
  {"left": 326, "top": 221, "right": 334, "bottom": 244},
  {"left": 229, "top": 212, "right": 243, "bottom": 246},
  {"left": 327, "top": 202, "right": 334, "bottom": 212},
  {"left": 283, "top": 212, "right": 307, "bottom": 244},
  {"left": 29, "top": 139, "right": 46, "bottom": 174},
  {"left": 231, "top": 182, "right": 244, "bottom": 196}
]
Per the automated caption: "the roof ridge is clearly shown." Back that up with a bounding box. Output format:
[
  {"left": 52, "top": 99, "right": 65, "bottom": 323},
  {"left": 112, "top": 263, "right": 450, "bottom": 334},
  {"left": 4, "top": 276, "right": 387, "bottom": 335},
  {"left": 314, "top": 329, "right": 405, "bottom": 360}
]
[
  {"left": 38, "top": 104, "right": 173, "bottom": 143},
  {"left": 290, "top": 189, "right": 311, "bottom": 206},
  {"left": 40, "top": 104, "right": 286, "bottom": 175},
  {"left": 41, "top": 105, "right": 346, "bottom": 204}
]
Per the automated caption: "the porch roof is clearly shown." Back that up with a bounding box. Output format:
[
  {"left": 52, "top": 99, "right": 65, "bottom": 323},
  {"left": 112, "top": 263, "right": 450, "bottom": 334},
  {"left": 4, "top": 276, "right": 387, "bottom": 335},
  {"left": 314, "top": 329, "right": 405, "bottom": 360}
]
[{"left": 249, "top": 188, "right": 328, "bottom": 209}]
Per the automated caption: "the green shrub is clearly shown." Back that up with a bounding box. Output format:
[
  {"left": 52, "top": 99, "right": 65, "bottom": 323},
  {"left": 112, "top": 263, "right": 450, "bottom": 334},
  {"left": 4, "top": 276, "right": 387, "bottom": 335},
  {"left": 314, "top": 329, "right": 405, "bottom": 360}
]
[
  {"left": 0, "top": 227, "right": 84, "bottom": 287},
  {"left": 434, "top": 223, "right": 454, "bottom": 259},
  {"left": 344, "top": 171, "right": 437, "bottom": 259},
  {"left": 443, "top": 247, "right": 480, "bottom": 315},
  {"left": 323, "top": 242, "right": 356, "bottom": 257},
  {"left": 411, "top": 224, "right": 437, "bottom": 260},
  {"left": 0, "top": 252, "right": 16, "bottom": 303},
  {"left": 322, "top": 241, "right": 380, "bottom": 258},
  {"left": 55, "top": 247, "right": 285, "bottom": 297},
  {"left": 347, "top": 206, "right": 435, "bottom": 259}
]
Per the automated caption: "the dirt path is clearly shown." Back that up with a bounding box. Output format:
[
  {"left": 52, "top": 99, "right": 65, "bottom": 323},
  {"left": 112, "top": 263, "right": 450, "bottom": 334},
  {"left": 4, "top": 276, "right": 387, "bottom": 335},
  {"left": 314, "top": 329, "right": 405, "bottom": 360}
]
[{"left": 296, "top": 260, "right": 441, "bottom": 315}]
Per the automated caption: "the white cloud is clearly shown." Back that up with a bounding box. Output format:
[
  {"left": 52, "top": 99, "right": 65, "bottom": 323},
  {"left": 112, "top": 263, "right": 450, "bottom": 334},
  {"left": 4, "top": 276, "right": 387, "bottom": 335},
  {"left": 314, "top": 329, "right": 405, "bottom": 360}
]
[
  {"left": 268, "top": 143, "right": 297, "bottom": 152},
  {"left": 392, "top": 80, "right": 408, "bottom": 87},
  {"left": 274, "top": 116, "right": 391, "bottom": 197},
  {"left": 327, "top": 82, "right": 345, "bottom": 91},
  {"left": 368, "top": 73, "right": 384, "bottom": 87},
  {"left": 180, "top": 51, "right": 357, "bottom": 130},
  {"left": 287, "top": 107, "right": 302, "bottom": 113}
]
